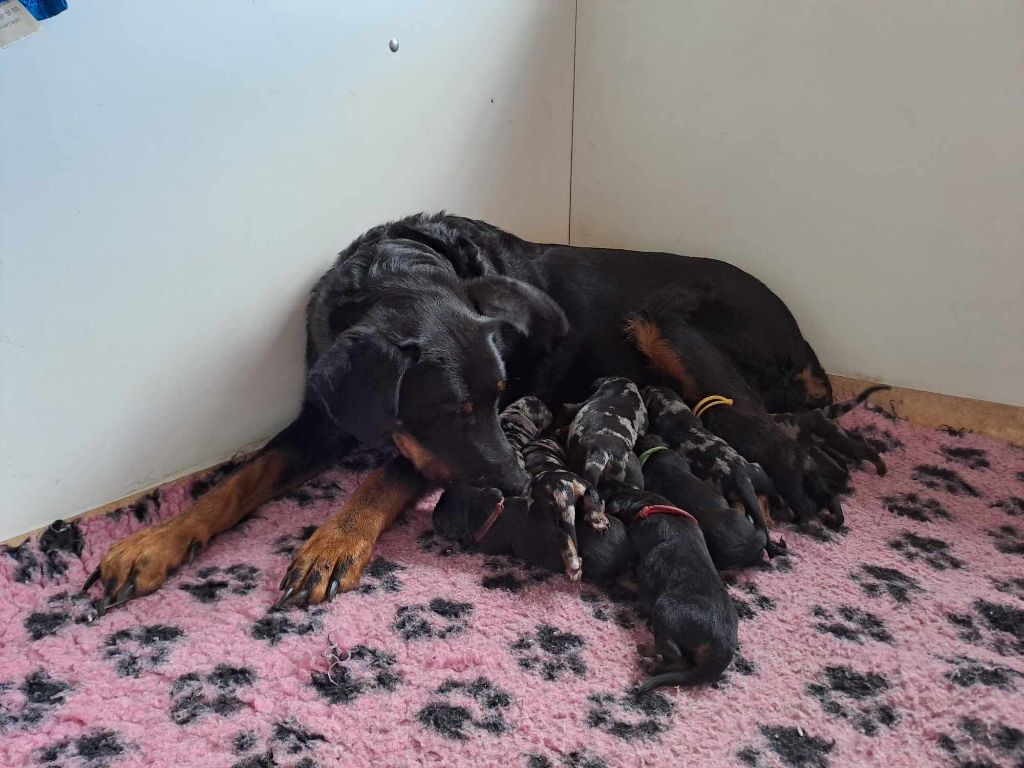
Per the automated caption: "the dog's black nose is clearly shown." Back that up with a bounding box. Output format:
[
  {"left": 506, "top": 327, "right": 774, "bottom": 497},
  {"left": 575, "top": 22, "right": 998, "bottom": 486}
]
[{"left": 490, "top": 466, "right": 530, "bottom": 496}]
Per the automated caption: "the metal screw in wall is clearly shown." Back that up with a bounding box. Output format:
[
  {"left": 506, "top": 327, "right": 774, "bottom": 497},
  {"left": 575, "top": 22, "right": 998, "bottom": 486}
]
[{"left": 388, "top": 38, "right": 399, "bottom": 53}]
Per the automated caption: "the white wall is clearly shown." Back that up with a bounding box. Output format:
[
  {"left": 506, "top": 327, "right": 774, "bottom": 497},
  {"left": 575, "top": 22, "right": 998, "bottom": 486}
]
[
  {"left": 0, "top": 0, "right": 575, "bottom": 540},
  {"left": 571, "top": 1, "right": 1024, "bottom": 406}
]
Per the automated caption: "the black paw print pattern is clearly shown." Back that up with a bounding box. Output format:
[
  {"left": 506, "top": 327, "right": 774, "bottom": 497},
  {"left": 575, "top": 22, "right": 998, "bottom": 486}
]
[
  {"left": 738, "top": 726, "right": 836, "bottom": 768},
  {"left": 728, "top": 581, "right": 776, "bottom": 620},
  {"left": 273, "top": 525, "right": 319, "bottom": 558},
  {"left": 2, "top": 518, "right": 85, "bottom": 584},
  {"left": 480, "top": 556, "right": 551, "bottom": 594},
  {"left": 851, "top": 564, "right": 923, "bottom": 604},
  {"left": 947, "top": 600, "right": 1024, "bottom": 656},
  {"left": 787, "top": 521, "right": 848, "bottom": 544},
  {"left": 943, "top": 655, "right": 1024, "bottom": 691},
  {"left": 36, "top": 730, "right": 128, "bottom": 767},
  {"left": 171, "top": 665, "right": 256, "bottom": 726},
  {"left": 392, "top": 599, "right": 473, "bottom": 641},
  {"left": 24, "top": 590, "right": 100, "bottom": 641},
  {"left": 231, "top": 720, "right": 325, "bottom": 768},
  {"left": 309, "top": 644, "right": 401, "bottom": 705},
  {"left": 356, "top": 557, "right": 405, "bottom": 595},
  {"left": 251, "top": 607, "right": 325, "bottom": 646},
  {"left": 937, "top": 718, "right": 1023, "bottom": 768},
  {"left": 585, "top": 688, "right": 674, "bottom": 741},
  {"left": 811, "top": 605, "right": 893, "bottom": 645},
  {"left": 987, "top": 524, "right": 1024, "bottom": 556},
  {"left": 912, "top": 465, "right": 980, "bottom": 497},
  {"left": 848, "top": 424, "right": 904, "bottom": 454},
  {"left": 888, "top": 532, "right": 963, "bottom": 570},
  {"left": 990, "top": 497, "right": 1024, "bottom": 517},
  {"left": 106, "top": 489, "right": 161, "bottom": 524},
  {"left": 103, "top": 624, "right": 184, "bottom": 678},
  {"left": 991, "top": 576, "right": 1024, "bottom": 601},
  {"left": 806, "top": 666, "right": 898, "bottom": 736},
  {"left": 416, "top": 677, "right": 512, "bottom": 741},
  {"left": 416, "top": 528, "right": 458, "bottom": 557},
  {"left": 881, "top": 492, "right": 952, "bottom": 523},
  {"left": 940, "top": 446, "right": 990, "bottom": 470},
  {"left": 284, "top": 478, "right": 343, "bottom": 508},
  {"left": 179, "top": 564, "right": 260, "bottom": 603},
  {"left": 0, "top": 670, "right": 71, "bottom": 730},
  {"left": 580, "top": 585, "right": 640, "bottom": 629},
  {"left": 525, "top": 750, "right": 610, "bottom": 768},
  {"left": 510, "top": 624, "right": 587, "bottom": 681}
]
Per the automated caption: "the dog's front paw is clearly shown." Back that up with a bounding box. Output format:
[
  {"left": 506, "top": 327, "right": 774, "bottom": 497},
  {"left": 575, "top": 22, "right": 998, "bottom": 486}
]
[
  {"left": 84, "top": 523, "right": 200, "bottom": 613},
  {"left": 277, "top": 523, "right": 372, "bottom": 606}
]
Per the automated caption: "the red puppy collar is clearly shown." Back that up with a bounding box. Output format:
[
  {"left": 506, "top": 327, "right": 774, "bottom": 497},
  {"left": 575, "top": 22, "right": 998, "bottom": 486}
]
[
  {"left": 473, "top": 497, "right": 506, "bottom": 543},
  {"left": 636, "top": 504, "right": 698, "bottom": 525}
]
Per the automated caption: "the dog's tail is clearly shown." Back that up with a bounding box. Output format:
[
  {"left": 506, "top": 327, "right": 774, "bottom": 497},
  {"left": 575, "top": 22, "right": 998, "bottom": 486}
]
[
  {"left": 819, "top": 385, "right": 891, "bottom": 420},
  {"left": 637, "top": 642, "right": 734, "bottom": 693}
]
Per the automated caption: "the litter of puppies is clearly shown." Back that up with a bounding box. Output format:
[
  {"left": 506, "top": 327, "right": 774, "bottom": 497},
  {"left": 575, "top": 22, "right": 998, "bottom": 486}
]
[{"left": 434, "top": 378, "right": 887, "bottom": 692}]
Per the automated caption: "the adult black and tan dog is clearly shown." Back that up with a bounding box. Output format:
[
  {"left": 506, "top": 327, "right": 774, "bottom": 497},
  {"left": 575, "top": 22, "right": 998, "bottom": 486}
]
[{"left": 86, "top": 212, "right": 862, "bottom": 611}]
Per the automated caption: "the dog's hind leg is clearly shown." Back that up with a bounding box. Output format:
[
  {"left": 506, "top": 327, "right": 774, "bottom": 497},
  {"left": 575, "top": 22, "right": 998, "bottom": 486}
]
[
  {"left": 86, "top": 412, "right": 326, "bottom": 612},
  {"left": 277, "top": 455, "right": 427, "bottom": 605}
]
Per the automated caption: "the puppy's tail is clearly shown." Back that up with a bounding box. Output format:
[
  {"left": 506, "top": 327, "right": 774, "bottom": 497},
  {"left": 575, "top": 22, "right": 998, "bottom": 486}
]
[
  {"left": 638, "top": 643, "right": 734, "bottom": 693},
  {"left": 819, "top": 385, "right": 891, "bottom": 420}
]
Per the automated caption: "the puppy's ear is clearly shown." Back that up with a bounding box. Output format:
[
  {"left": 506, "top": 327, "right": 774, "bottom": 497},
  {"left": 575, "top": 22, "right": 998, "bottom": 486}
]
[
  {"left": 464, "top": 276, "right": 569, "bottom": 348},
  {"left": 306, "top": 326, "right": 418, "bottom": 446}
]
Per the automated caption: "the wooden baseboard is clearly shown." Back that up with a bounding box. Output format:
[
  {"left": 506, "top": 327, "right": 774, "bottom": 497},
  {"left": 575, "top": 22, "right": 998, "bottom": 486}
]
[
  {"left": 829, "top": 374, "right": 1024, "bottom": 446},
  {"left": 5, "top": 379, "right": 1021, "bottom": 548},
  {"left": 1, "top": 449, "right": 262, "bottom": 549}
]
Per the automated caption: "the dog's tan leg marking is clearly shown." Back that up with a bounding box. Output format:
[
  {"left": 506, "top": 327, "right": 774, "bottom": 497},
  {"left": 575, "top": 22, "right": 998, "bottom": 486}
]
[
  {"left": 283, "top": 457, "right": 427, "bottom": 603},
  {"left": 96, "top": 450, "right": 292, "bottom": 596}
]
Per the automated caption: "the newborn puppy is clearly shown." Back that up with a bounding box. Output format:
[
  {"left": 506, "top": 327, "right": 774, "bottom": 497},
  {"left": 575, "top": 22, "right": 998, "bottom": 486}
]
[
  {"left": 636, "top": 434, "right": 776, "bottom": 568},
  {"left": 773, "top": 385, "right": 890, "bottom": 476},
  {"left": 499, "top": 396, "right": 554, "bottom": 465},
  {"left": 523, "top": 433, "right": 608, "bottom": 577},
  {"left": 642, "top": 385, "right": 783, "bottom": 541},
  {"left": 604, "top": 485, "right": 737, "bottom": 691},
  {"left": 566, "top": 377, "right": 647, "bottom": 489},
  {"left": 432, "top": 484, "right": 631, "bottom": 586}
]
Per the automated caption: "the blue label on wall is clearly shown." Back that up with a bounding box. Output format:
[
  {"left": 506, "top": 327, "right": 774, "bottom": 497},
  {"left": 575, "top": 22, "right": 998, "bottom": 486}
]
[{"left": 21, "top": 0, "right": 66, "bottom": 21}]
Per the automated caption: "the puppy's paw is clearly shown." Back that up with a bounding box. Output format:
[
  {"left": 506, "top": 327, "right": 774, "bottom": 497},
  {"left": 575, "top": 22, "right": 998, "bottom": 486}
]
[
  {"left": 85, "top": 522, "right": 198, "bottom": 613},
  {"left": 278, "top": 523, "right": 373, "bottom": 606}
]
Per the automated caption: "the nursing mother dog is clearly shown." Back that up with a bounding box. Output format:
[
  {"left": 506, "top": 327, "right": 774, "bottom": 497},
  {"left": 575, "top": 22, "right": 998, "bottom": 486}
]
[{"left": 85, "top": 212, "right": 870, "bottom": 611}]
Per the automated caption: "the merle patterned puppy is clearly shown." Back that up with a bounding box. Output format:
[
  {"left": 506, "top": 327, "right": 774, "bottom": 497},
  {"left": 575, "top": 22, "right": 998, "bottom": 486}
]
[
  {"left": 604, "top": 485, "right": 737, "bottom": 691},
  {"left": 499, "top": 397, "right": 553, "bottom": 468},
  {"left": 642, "top": 385, "right": 781, "bottom": 536},
  {"left": 636, "top": 434, "right": 781, "bottom": 567},
  {"left": 773, "top": 385, "right": 890, "bottom": 477},
  {"left": 566, "top": 377, "right": 648, "bottom": 489},
  {"left": 524, "top": 434, "right": 608, "bottom": 538},
  {"left": 432, "top": 485, "right": 631, "bottom": 586}
]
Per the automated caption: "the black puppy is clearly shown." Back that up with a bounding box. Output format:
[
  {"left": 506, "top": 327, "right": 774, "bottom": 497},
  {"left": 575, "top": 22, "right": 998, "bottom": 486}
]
[
  {"left": 604, "top": 485, "right": 737, "bottom": 691},
  {"left": 566, "top": 377, "right": 647, "bottom": 489},
  {"left": 635, "top": 434, "right": 777, "bottom": 568},
  {"left": 643, "top": 385, "right": 782, "bottom": 537},
  {"left": 433, "top": 484, "right": 631, "bottom": 586}
]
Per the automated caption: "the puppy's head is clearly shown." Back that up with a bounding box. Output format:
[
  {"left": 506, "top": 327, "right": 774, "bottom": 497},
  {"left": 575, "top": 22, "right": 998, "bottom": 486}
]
[
  {"left": 433, "top": 484, "right": 504, "bottom": 544},
  {"left": 307, "top": 276, "right": 567, "bottom": 495}
]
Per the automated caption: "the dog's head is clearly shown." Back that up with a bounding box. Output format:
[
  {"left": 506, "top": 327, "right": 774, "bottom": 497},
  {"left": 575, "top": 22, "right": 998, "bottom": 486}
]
[{"left": 307, "top": 276, "right": 567, "bottom": 494}]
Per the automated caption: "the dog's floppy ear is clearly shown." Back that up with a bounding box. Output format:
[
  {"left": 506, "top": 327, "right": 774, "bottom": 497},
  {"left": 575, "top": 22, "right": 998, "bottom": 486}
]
[
  {"left": 306, "top": 326, "right": 418, "bottom": 446},
  {"left": 464, "top": 275, "right": 569, "bottom": 347}
]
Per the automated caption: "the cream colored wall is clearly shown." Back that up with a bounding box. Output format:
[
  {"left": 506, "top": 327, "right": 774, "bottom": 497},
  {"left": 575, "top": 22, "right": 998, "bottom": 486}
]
[
  {"left": 0, "top": 1, "right": 575, "bottom": 540},
  {"left": 571, "top": 1, "right": 1024, "bottom": 406}
]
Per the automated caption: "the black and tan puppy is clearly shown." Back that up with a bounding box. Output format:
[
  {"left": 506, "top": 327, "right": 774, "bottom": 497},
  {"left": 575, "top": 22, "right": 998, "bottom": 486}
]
[
  {"left": 643, "top": 385, "right": 783, "bottom": 537},
  {"left": 635, "top": 434, "right": 777, "bottom": 568},
  {"left": 604, "top": 485, "right": 737, "bottom": 691},
  {"left": 433, "top": 484, "right": 631, "bottom": 587},
  {"left": 566, "top": 377, "right": 647, "bottom": 489}
]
